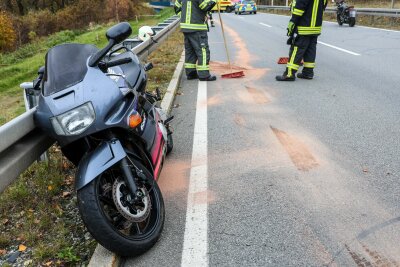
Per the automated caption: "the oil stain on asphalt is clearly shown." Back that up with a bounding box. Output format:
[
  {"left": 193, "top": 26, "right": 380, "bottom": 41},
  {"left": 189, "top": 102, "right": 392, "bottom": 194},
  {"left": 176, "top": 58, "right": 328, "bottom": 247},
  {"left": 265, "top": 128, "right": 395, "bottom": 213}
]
[{"left": 270, "top": 126, "right": 319, "bottom": 172}]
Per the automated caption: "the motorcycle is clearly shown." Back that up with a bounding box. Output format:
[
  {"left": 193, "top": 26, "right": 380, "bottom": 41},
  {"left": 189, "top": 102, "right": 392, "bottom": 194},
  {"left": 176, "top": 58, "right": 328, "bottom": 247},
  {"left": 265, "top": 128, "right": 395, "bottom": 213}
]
[
  {"left": 336, "top": 0, "right": 356, "bottom": 27},
  {"left": 34, "top": 22, "right": 173, "bottom": 256}
]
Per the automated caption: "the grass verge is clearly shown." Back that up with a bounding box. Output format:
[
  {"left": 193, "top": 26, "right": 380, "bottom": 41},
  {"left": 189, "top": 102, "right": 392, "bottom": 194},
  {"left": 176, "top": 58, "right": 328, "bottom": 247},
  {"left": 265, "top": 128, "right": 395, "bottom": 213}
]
[
  {"left": 0, "top": 8, "right": 183, "bottom": 266},
  {"left": 0, "top": 8, "right": 175, "bottom": 125},
  {"left": 146, "top": 28, "right": 184, "bottom": 95}
]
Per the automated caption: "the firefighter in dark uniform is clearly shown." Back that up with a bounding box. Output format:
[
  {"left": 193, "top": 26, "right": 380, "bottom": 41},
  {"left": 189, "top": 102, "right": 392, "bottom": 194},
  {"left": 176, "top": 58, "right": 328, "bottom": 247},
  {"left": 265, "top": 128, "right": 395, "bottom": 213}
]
[
  {"left": 174, "top": 0, "right": 217, "bottom": 81},
  {"left": 276, "top": 0, "right": 328, "bottom": 81}
]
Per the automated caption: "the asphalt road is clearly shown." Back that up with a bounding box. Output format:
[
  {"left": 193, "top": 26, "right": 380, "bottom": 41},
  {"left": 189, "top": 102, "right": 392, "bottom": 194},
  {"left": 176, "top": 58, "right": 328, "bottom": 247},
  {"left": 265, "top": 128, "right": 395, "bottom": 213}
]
[{"left": 123, "top": 13, "right": 400, "bottom": 267}]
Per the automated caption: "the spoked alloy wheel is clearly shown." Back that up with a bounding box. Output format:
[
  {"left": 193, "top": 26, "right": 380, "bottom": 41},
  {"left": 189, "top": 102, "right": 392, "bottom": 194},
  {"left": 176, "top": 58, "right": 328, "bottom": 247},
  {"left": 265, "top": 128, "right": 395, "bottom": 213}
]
[{"left": 77, "top": 156, "right": 165, "bottom": 257}]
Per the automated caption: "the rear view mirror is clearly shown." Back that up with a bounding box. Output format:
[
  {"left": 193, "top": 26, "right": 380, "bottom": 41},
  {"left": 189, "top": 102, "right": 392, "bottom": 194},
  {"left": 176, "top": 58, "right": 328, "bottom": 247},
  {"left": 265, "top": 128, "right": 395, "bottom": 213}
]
[
  {"left": 38, "top": 66, "right": 45, "bottom": 75},
  {"left": 106, "top": 22, "right": 132, "bottom": 44}
]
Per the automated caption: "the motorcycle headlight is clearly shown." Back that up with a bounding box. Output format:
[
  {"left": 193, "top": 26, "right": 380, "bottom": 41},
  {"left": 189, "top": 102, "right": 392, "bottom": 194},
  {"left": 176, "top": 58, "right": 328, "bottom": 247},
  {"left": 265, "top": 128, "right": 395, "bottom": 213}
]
[{"left": 50, "top": 102, "right": 95, "bottom": 136}]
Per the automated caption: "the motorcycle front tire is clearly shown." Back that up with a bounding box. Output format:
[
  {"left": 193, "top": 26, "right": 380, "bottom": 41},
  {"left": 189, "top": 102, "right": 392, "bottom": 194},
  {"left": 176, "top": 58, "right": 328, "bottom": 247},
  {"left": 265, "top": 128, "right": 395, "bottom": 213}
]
[
  {"left": 77, "top": 159, "right": 165, "bottom": 257},
  {"left": 337, "top": 14, "right": 343, "bottom": 26},
  {"left": 349, "top": 17, "right": 356, "bottom": 27}
]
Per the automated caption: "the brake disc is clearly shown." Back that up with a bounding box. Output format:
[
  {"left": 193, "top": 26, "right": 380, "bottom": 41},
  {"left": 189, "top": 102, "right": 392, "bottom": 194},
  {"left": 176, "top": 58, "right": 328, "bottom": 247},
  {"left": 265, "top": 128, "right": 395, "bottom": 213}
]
[{"left": 112, "top": 179, "right": 151, "bottom": 223}]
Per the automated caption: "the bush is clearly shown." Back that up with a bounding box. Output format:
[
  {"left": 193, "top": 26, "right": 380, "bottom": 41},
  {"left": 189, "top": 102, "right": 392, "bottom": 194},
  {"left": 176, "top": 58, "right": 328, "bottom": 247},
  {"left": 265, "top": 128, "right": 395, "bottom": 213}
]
[
  {"left": 0, "top": 11, "right": 17, "bottom": 52},
  {"left": 46, "top": 30, "right": 77, "bottom": 47},
  {"left": 5, "top": 0, "right": 141, "bottom": 51}
]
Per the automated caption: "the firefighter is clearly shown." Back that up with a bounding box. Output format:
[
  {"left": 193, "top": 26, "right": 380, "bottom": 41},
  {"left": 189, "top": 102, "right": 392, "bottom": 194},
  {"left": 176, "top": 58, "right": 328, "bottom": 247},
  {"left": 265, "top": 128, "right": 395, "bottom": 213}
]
[
  {"left": 276, "top": 0, "right": 328, "bottom": 81},
  {"left": 174, "top": 0, "right": 217, "bottom": 81}
]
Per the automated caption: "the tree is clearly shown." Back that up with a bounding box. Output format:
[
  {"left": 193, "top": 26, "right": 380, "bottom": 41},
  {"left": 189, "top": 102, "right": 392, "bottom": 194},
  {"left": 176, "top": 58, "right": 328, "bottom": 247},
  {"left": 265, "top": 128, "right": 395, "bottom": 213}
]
[{"left": 0, "top": 11, "right": 16, "bottom": 52}]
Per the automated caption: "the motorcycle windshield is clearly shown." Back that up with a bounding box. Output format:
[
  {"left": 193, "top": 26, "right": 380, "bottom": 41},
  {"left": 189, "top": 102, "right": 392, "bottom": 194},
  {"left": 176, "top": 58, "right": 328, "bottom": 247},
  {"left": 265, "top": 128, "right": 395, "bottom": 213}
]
[{"left": 43, "top": 44, "right": 99, "bottom": 96}]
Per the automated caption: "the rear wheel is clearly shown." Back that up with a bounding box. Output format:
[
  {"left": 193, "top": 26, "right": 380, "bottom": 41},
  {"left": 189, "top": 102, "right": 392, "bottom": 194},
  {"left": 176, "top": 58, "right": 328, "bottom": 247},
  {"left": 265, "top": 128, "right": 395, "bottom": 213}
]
[
  {"left": 349, "top": 17, "right": 356, "bottom": 27},
  {"left": 77, "top": 157, "right": 165, "bottom": 257},
  {"left": 254, "top": 11, "right": 257, "bottom": 14}
]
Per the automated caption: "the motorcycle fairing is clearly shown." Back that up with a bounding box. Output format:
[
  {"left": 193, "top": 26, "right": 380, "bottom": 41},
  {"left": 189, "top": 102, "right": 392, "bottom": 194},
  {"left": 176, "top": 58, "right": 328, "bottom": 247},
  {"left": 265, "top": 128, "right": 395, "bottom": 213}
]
[
  {"left": 75, "top": 139, "right": 126, "bottom": 190},
  {"left": 43, "top": 44, "right": 99, "bottom": 96}
]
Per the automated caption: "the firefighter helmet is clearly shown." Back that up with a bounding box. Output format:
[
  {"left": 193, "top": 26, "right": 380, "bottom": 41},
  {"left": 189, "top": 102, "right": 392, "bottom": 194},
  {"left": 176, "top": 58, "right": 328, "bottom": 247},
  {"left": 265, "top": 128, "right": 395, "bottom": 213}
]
[{"left": 138, "top": 26, "right": 155, "bottom": 42}]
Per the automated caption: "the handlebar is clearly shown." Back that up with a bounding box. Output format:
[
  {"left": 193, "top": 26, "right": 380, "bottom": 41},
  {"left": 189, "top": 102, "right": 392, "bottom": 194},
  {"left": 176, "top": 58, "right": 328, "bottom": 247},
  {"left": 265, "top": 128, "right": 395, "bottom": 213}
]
[
  {"left": 98, "top": 57, "right": 132, "bottom": 72},
  {"left": 106, "top": 57, "right": 132, "bottom": 68}
]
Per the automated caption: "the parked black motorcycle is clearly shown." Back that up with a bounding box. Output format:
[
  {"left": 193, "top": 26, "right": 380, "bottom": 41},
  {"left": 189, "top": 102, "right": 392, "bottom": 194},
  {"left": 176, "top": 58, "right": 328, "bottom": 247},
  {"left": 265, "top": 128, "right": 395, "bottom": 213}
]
[
  {"left": 336, "top": 0, "right": 356, "bottom": 27},
  {"left": 34, "top": 22, "right": 173, "bottom": 256}
]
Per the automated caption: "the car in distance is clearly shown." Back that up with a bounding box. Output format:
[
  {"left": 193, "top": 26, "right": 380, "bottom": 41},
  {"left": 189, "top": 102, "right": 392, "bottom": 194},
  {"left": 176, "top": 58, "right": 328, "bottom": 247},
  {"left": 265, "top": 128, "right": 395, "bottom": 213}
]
[{"left": 234, "top": 0, "right": 257, "bottom": 14}]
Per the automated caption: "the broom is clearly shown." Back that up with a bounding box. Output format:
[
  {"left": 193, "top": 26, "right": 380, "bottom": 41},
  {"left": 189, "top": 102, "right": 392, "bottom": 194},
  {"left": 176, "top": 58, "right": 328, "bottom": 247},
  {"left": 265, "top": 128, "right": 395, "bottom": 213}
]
[
  {"left": 277, "top": 35, "right": 303, "bottom": 65},
  {"left": 216, "top": 3, "right": 245, "bottom": 78}
]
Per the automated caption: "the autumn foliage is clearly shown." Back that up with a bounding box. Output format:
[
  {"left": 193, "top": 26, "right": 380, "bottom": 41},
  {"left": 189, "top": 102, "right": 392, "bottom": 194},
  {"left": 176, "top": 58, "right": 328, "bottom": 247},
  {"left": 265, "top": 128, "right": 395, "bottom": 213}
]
[
  {"left": 0, "top": 11, "right": 17, "bottom": 52},
  {"left": 0, "top": 0, "right": 150, "bottom": 52}
]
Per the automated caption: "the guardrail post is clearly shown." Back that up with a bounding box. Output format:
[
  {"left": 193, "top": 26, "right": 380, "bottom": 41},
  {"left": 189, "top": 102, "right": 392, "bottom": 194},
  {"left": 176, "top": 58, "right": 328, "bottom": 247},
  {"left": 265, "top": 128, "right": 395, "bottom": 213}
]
[
  {"left": 370, "top": 14, "right": 374, "bottom": 24},
  {"left": 20, "top": 82, "right": 49, "bottom": 162}
]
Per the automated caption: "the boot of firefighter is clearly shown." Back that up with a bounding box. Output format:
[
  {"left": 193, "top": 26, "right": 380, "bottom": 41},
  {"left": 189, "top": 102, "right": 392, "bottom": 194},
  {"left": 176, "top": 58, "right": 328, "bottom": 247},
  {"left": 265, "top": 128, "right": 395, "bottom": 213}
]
[
  {"left": 297, "top": 67, "right": 314, "bottom": 79},
  {"left": 275, "top": 68, "right": 296, "bottom": 81}
]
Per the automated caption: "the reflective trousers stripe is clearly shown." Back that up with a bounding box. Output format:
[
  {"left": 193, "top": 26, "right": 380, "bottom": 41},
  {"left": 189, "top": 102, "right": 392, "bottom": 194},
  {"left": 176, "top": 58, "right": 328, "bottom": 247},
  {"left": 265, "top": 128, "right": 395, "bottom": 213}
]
[
  {"left": 202, "top": 47, "right": 206, "bottom": 68},
  {"left": 185, "top": 63, "right": 197, "bottom": 69},
  {"left": 287, "top": 63, "right": 300, "bottom": 70},
  {"left": 197, "top": 65, "right": 210, "bottom": 70},
  {"left": 304, "top": 62, "right": 315, "bottom": 68},
  {"left": 287, "top": 46, "right": 298, "bottom": 77}
]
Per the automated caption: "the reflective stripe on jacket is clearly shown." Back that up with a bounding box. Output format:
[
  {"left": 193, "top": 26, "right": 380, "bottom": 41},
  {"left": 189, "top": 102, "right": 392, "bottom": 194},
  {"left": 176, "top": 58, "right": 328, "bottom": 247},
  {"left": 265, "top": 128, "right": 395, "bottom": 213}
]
[
  {"left": 290, "top": 0, "right": 327, "bottom": 35},
  {"left": 175, "top": 0, "right": 210, "bottom": 32}
]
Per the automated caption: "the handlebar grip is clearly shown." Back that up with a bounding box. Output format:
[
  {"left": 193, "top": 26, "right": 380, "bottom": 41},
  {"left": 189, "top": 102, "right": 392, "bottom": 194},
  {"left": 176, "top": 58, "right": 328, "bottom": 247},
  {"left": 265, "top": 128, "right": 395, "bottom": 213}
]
[{"left": 105, "top": 57, "right": 132, "bottom": 68}]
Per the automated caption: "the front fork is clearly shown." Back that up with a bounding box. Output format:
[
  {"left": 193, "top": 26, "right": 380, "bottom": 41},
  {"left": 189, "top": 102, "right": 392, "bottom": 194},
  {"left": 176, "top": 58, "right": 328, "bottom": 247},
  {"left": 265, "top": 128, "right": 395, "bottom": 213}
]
[{"left": 119, "top": 157, "right": 139, "bottom": 196}]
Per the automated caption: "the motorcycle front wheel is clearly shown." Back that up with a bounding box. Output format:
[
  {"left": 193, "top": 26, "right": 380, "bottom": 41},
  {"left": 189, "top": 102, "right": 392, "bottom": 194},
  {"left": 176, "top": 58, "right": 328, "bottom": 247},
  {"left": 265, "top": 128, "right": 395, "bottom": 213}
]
[
  {"left": 77, "top": 157, "right": 165, "bottom": 257},
  {"left": 337, "top": 14, "right": 343, "bottom": 26}
]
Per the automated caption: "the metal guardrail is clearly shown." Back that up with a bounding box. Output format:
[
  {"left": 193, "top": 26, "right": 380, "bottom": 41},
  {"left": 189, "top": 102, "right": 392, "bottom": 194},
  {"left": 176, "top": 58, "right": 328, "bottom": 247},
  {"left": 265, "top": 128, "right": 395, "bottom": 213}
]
[
  {"left": 257, "top": 5, "right": 400, "bottom": 17},
  {"left": 0, "top": 15, "right": 180, "bottom": 194}
]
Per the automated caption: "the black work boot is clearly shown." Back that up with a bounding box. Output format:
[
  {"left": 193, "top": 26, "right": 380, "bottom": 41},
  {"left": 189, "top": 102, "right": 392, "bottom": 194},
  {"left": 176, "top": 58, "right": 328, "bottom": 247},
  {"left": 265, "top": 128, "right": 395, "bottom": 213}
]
[
  {"left": 199, "top": 74, "right": 217, "bottom": 81},
  {"left": 187, "top": 72, "right": 199, "bottom": 80},
  {"left": 275, "top": 71, "right": 295, "bottom": 81},
  {"left": 297, "top": 68, "right": 314, "bottom": 79}
]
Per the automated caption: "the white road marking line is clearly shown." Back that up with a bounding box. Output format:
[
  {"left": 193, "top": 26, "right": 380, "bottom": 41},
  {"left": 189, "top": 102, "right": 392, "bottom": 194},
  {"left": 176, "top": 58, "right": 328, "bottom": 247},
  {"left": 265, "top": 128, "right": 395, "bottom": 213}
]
[
  {"left": 261, "top": 12, "right": 400, "bottom": 33},
  {"left": 358, "top": 25, "right": 400, "bottom": 33},
  {"left": 238, "top": 16, "right": 244, "bottom": 19},
  {"left": 260, "top": 22, "right": 273, "bottom": 28},
  {"left": 181, "top": 81, "right": 208, "bottom": 267},
  {"left": 324, "top": 21, "right": 400, "bottom": 32},
  {"left": 318, "top": 41, "right": 361, "bottom": 56},
  {"left": 259, "top": 12, "right": 290, "bottom": 18}
]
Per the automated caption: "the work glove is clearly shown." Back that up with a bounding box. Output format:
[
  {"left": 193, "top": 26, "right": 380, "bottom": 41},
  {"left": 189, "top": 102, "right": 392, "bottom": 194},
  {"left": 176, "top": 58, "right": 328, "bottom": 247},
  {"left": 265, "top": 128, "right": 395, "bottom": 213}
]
[
  {"left": 286, "top": 35, "right": 294, "bottom": 45},
  {"left": 287, "top": 21, "right": 296, "bottom": 36}
]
